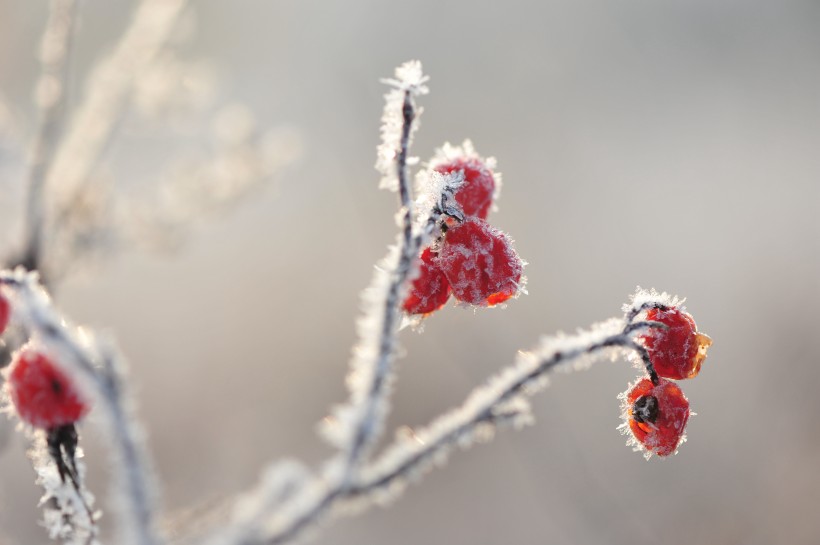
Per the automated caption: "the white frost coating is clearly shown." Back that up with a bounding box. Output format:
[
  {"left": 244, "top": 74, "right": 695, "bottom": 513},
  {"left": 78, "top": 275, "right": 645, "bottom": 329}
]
[
  {"left": 0, "top": 269, "right": 162, "bottom": 545},
  {"left": 352, "top": 315, "right": 636, "bottom": 505},
  {"left": 427, "top": 140, "right": 502, "bottom": 208},
  {"left": 29, "top": 434, "right": 99, "bottom": 545},
  {"left": 412, "top": 169, "right": 464, "bottom": 230},
  {"left": 375, "top": 61, "right": 428, "bottom": 192},
  {"left": 317, "top": 240, "right": 401, "bottom": 452},
  {"left": 625, "top": 287, "right": 685, "bottom": 316}
]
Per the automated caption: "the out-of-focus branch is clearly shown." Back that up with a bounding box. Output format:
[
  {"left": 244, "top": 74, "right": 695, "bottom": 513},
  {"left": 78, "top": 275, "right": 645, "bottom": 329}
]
[
  {"left": 34, "top": 0, "right": 188, "bottom": 281},
  {"left": 15, "top": 0, "right": 80, "bottom": 282}
]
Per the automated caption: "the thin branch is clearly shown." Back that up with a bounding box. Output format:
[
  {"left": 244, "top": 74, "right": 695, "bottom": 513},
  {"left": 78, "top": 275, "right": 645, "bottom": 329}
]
[
  {"left": 0, "top": 270, "right": 163, "bottom": 545},
  {"left": 201, "top": 292, "right": 674, "bottom": 545},
  {"left": 350, "top": 320, "right": 661, "bottom": 500},
  {"left": 342, "top": 87, "right": 419, "bottom": 479}
]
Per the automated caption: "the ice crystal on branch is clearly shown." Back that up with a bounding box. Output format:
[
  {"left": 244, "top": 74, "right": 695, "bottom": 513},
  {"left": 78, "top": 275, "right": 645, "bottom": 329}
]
[
  {"left": 0, "top": 269, "right": 161, "bottom": 545},
  {"left": 29, "top": 434, "right": 99, "bottom": 545},
  {"left": 624, "top": 287, "right": 686, "bottom": 318},
  {"left": 376, "top": 60, "right": 428, "bottom": 192}
]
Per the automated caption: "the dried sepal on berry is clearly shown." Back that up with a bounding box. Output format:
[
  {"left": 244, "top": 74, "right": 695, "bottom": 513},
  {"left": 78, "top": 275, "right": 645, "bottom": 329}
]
[
  {"left": 430, "top": 140, "right": 499, "bottom": 220},
  {"left": 640, "top": 307, "right": 712, "bottom": 380},
  {"left": 403, "top": 247, "right": 452, "bottom": 315},
  {"left": 436, "top": 217, "right": 525, "bottom": 307},
  {"left": 0, "top": 292, "right": 10, "bottom": 336},
  {"left": 4, "top": 346, "right": 90, "bottom": 429},
  {"left": 619, "top": 377, "right": 690, "bottom": 458}
]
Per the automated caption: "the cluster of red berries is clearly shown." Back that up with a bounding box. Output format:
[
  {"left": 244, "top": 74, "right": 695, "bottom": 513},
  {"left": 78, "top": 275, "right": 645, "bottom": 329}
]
[
  {"left": 621, "top": 306, "right": 712, "bottom": 457},
  {"left": 1, "top": 291, "right": 90, "bottom": 481},
  {"left": 402, "top": 144, "right": 525, "bottom": 315}
]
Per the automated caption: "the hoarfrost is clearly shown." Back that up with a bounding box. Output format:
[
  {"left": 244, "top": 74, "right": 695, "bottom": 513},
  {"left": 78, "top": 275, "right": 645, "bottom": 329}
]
[
  {"left": 428, "top": 140, "right": 502, "bottom": 209},
  {"left": 0, "top": 270, "right": 161, "bottom": 545},
  {"left": 30, "top": 433, "right": 99, "bottom": 545},
  {"left": 375, "top": 61, "right": 428, "bottom": 192},
  {"left": 625, "top": 287, "right": 686, "bottom": 318}
]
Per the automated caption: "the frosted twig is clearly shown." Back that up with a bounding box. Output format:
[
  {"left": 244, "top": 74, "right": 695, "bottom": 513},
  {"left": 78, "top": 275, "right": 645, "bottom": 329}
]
[
  {"left": 341, "top": 65, "right": 424, "bottom": 475},
  {"left": 320, "top": 61, "right": 431, "bottom": 477},
  {"left": 350, "top": 299, "right": 671, "bottom": 502},
  {"left": 29, "top": 432, "right": 99, "bottom": 545},
  {"left": 16, "top": 0, "right": 80, "bottom": 280},
  {"left": 194, "top": 61, "right": 442, "bottom": 545},
  {"left": 0, "top": 270, "right": 162, "bottom": 545},
  {"left": 199, "top": 291, "right": 672, "bottom": 545}
]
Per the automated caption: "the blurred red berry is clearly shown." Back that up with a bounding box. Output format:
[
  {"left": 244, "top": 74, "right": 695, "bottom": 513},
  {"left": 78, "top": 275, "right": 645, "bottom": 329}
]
[
  {"left": 5, "top": 348, "right": 89, "bottom": 429},
  {"left": 640, "top": 307, "right": 712, "bottom": 380},
  {"left": 0, "top": 294, "right": 9, "bottom": 335},
  {"left": 436, "top": 217, "right": 524, "bottom": 306},
  {"left": 434, "top": 156, "right": 496, "bottom": 220},
  {"left": 621, "top": 377, "right": 689, "bottom": 457},
  {"left": 403, "top": 247, "right": 451, "bottom": 315}
]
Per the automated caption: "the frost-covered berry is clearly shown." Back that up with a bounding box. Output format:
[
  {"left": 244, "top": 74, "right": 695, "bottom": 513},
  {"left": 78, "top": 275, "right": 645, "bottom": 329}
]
[
  {"left": 640, "top": 307, "right": 712, "bottom": 380},
  {"left": 621, "top": 377, "right": 690, "bottom": 457},
  {"left": 5, "top": 348, "right": 90, "bottom": 429},
  {"left": 403, "top": 247, "right": 451, "bottom": 315},
  {"left": 434, "top": 156, "right": 496, "bottom": 220},
  {"left": 436, "top": 217, "right": 524, "bottom": 306},
  {"left": 0, "top": 293, "right": 9, "bottom": 335}
]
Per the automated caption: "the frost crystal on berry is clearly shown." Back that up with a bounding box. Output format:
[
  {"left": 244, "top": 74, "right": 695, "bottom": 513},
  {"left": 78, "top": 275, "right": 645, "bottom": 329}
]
[
  {"left": 376, "top": 60, "right": 428, "bottom": 192},
  {"left": 619, "top": 377, "right": 690, "bottom": 458},
  {"left": 430, "top": 141, "right": 499, "bottom": 219},
  {"left": 403, "top": 247, "right": 451, "bottom": 315},
  {"left": 436, "top": 217, "right": 525, "bottom": 306},
  {"left": 639, "top": 307, "right": 712, "bottom": 380},
  {"left": 5, "top": 348, "right": 90, "bottom": 429}
]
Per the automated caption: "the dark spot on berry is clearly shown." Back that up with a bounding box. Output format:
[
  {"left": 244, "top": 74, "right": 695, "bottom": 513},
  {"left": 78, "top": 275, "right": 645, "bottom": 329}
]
[
  {"left": 51, "top": 378, "right": 63, "bottom": 395},
  {"left": 632, "top": 395, "right": 659, "bottom": 424}
]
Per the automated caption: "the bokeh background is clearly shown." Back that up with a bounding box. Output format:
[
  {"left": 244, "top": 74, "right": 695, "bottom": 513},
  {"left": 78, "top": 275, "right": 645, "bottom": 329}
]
[{"left": 1, "top": 1, "right": 820, "bottom": 544}]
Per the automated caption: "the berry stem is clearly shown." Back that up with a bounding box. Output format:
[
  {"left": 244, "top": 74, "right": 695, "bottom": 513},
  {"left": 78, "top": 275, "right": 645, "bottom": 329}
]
[
  {"left": 625, "top": 301, "right": 670, "bottom": 324},
  {"left": 627, "top": 341, "right": 660, "bottom": 385},
  {"left": 46, "top": 424, "right": 98, "bottom": 538}
]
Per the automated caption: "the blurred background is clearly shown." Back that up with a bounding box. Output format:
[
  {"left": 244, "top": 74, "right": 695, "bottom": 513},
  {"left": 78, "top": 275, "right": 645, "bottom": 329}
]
[{"left": 1, "top": 1, "right": 819, "bottom": 544}]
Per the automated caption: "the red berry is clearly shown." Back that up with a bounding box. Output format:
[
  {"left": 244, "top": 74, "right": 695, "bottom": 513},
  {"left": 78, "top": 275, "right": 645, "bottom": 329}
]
[
  {"left": 0, "top": 293, "right": 9, "bottom": 336},
  {"left": 621, "top": 377, "right": 690, "bottom": 457},
  {"left": 403, "top": 247, "right": 451, "bottom": 315},
  {"left": 640, "top": 307, "right": 712, "bottom": 380},
  {"left": 434, "top": 156, "right": 496, "bottom": 220},
  {"left": 5, "top": 348, "right": 89, "bottom": 429},
  {"left": 436, "top": 217, "right": 524, "bottom": 306}
]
